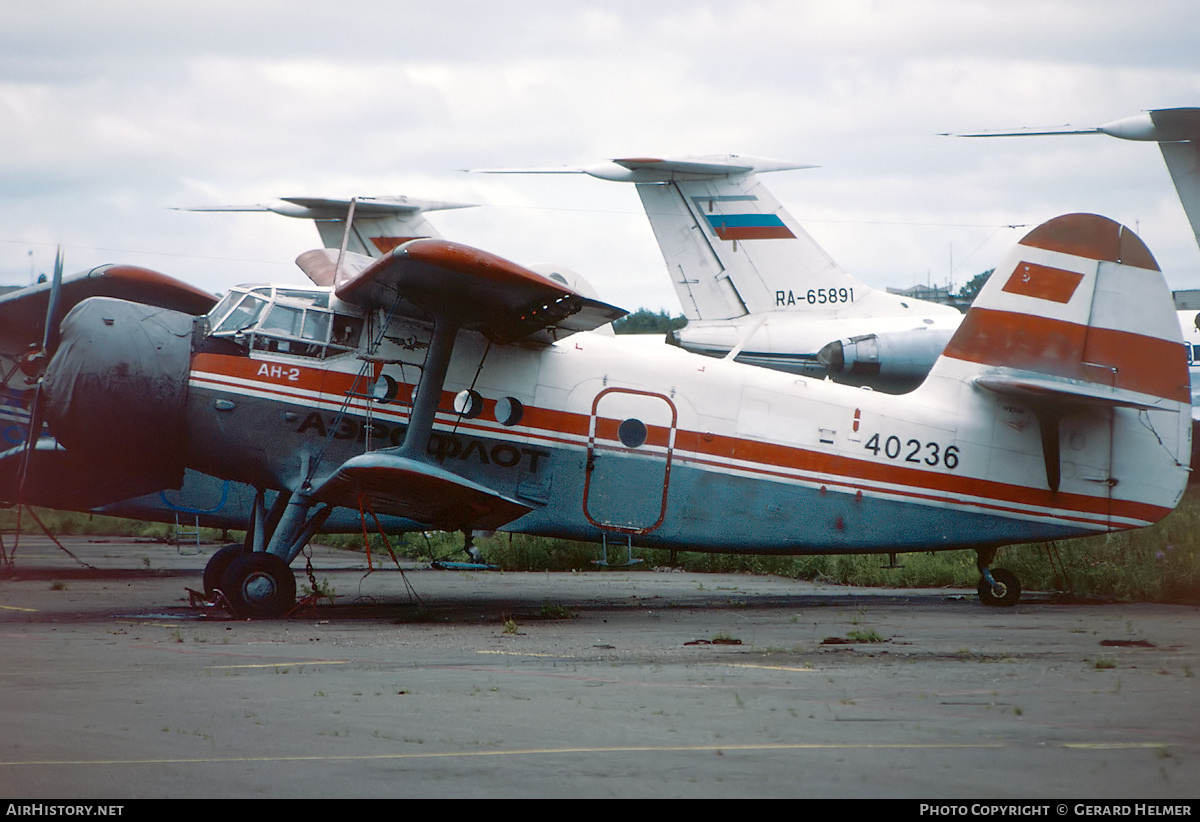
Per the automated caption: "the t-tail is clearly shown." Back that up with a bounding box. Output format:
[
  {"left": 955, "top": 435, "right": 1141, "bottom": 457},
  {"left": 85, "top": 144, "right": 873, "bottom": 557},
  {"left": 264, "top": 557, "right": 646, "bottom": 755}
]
[
  {"left": 480, "top": 155, "right": 960, "bottom": 323},
  {"left": 926, "top": 213, "right": 1190, "bottom": 523},
  {"left": 177, "top": 196, "right": 475, "bottom": 258},
  {"left": 954, "top": 108, "right": 1200, "bottom": 252}
]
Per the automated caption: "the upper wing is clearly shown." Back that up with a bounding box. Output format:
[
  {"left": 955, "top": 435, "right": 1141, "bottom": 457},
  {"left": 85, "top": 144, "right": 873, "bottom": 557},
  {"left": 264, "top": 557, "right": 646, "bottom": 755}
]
[
  {"left": 327, "top": 238, "right": 626, "bottom": 343},
  {"left": 0, "top": 265, "right": 216, "bottom": 350},
  {"left": 302, "top": 238, "right": 626, "bottom": 531}
]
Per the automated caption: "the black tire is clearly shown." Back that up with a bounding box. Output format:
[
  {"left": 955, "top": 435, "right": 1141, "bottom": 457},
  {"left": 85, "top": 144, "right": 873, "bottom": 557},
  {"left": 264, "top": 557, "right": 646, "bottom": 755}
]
[
  {"left": 203, "top": 544, "right": 246, "bottom": 597},
  {"left": 977, "top": 567, "right": 1021, "bottom": 607},
  {"left": 219, "top": 552, "right": 297, "bottom": 619}
]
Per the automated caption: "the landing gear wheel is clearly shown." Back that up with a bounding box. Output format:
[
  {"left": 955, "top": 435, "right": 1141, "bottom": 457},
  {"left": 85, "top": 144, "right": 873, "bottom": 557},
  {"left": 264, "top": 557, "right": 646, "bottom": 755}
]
[
  {"left": 219, "top": 552, "right": 297, "bottom": 619},
  {"left": 977, "top": 567, "right": 1021, "bottom": 607},
  {"left": 203, "top": 544, "right": 246, "bottom": 597}
]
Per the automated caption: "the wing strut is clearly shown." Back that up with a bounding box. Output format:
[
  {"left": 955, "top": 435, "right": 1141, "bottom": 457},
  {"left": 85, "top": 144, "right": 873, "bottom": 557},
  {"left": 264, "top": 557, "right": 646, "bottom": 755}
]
[{"left": 400, "top": 305, "right": 458, "bottom": 461}]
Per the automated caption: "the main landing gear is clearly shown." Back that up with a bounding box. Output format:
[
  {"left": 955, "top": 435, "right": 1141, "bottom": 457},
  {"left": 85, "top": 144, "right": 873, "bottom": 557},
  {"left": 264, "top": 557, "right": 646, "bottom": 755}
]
[
  {"left": 201, "top": 489, "right": 331, "bottom": 619},
  {"left": 975, "top": 547, "right": 1021, "bottom": 607},
  {"left": 203, "top": 543, "right": 301, "bottom": 619}
]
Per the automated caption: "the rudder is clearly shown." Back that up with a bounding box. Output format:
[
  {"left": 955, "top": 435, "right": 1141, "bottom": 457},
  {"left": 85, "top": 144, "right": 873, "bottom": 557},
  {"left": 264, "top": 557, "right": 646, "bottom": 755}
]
[{"left": 931, "top": 213, "right": 1190, "bottom": 519}]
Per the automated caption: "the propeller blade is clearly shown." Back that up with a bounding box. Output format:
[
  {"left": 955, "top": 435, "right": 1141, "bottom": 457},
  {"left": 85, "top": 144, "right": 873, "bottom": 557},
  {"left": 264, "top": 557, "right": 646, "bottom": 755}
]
[
  {"left": 18, "top": 245, "right": 65, "bottom": 507},
  {"left": 42, "top": 246, "right": 64, "bottom": 353}
]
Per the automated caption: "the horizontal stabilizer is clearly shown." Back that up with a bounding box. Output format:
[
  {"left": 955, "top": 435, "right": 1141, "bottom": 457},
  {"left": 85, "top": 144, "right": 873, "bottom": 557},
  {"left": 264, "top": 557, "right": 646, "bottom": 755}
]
[
  {"left": 951, "top": 108, "right": 1200, "bottom": 143},
  {"left": 975, "top": 374, "right": 1167, "bottom": 411},
  {"left": 178, "top": 195, "right": 475, "bottom": 218},
  {"left": 476, "top": 154, "right": 814, "bottom": 183},
  {"left": 949, "top": 108, "right": 1200, "bottom": 259},
  {"left": 181, "top": 196, "right": 476, "bottom": 257},
  {"left": 314, "top": 452, "right": 534, "bottom": 532},
  {"left": 331, "top": 238, "right": 626, "bottom": 343}
]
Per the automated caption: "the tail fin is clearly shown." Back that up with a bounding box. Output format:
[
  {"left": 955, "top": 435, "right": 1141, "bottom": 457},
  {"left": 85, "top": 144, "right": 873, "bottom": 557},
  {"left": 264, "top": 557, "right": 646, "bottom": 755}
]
[
  {"left": 479, "top": 155, "right": 960, "bottom": 322},
  {"left": 1149, "top": 109, "right": 1200, "bottom": 251},
  {"left": 615, "top": 156, "right": 839, "bottom": 319},
  {"left": 931, "top": 213, "right": 1190, "bottom": 507},
  {"left": 178, "top": 196, "right": 475, "bottom": 258},
  {"left": 605, "top": 155, "right": 959, "bottom": 322},
  {"left": 953, "top": 108, "right": 1200, "bottom": 252}
]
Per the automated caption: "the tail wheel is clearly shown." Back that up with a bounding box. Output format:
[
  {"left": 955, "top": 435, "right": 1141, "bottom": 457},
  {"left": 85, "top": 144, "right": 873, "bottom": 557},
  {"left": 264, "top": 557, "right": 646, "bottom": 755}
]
[
  {"left": 977, "top": 567, "right": 1021, "bottom": 607},
  {"left": 219, "top": 552, "right": 297, "bottom": 619}
]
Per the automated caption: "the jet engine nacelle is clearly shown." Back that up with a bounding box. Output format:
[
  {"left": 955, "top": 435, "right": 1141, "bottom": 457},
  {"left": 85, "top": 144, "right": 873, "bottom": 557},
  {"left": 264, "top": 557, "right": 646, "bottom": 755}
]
[{"left": 817, "top": 326, "right": 958, "bottom": 390}]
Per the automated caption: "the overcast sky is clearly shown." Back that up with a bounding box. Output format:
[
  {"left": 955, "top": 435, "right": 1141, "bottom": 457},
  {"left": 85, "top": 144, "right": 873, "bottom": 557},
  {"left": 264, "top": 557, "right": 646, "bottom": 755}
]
[{"left": 3, "top": 0, "right": 1199, "bottom": 312}]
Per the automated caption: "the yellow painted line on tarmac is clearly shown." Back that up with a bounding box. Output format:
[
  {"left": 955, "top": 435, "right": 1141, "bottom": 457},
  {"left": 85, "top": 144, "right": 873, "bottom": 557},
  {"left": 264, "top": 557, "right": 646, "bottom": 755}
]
[
  {"left": 1062, "top": 743, "right": 1172, "bottom": 750},
  {"left": 2, "top": 740, "right": 1179, "bottom": 768},
  {"left": 0, "top": 604, "right": 38, "bottom": 612},
  {"left": 0, "top": 742, "right": 1010, "bottom": 768},
  {"left": 726, "top": 663, "right": 816, "bottom": 673},
  {"left": 205, "top": 661, "right": 353, "bottom": 669}
]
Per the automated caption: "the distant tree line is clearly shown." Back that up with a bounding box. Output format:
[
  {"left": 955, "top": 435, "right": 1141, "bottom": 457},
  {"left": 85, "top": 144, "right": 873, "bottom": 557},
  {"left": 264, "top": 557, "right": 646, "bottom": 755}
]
[
  {"left": 612, "top": 308, "right": 687, "bottom": 335},
  {"left": 612, "top": 271, "right": 994, "bottom": 334},
  {"left": 956, "top": 269, "right": 993, "bottom": 306}
]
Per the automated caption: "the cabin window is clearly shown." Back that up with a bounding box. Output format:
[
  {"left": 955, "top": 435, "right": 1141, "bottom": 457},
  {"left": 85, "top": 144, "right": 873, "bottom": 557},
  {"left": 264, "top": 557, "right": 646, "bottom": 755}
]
[
  {"left": 495, "top": 397, "right": 524, "bottom": 426},
  {"left": 618, "top": 418, "right": 648, "bottom": 448},
  {"left": 454, "top": 389, "right": 484, "bottom": 419},
  {"left": 328, "top": 316, "right": 363, "bottom": 351}
]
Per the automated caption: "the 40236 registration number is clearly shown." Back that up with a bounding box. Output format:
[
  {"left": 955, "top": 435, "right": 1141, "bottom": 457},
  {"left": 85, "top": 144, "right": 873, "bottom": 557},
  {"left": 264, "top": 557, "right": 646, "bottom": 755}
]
[{"left": 864, "top": 433, "right": 960, "bottom": 470}]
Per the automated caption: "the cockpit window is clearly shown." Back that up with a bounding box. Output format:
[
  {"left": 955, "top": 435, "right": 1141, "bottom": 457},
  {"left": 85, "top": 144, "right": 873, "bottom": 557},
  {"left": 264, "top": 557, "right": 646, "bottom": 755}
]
[
  {"left": 206, "top": 286, "right": 363, "bottom": 359},
  {"left": 303, "top": 311, "right": 331, "bottom": 343},
  {"left": 261, "top": 304, "right": 304, "bottom": 337},
  {"left": 213, "top": 293, "right": 269, "bottom": 335}
]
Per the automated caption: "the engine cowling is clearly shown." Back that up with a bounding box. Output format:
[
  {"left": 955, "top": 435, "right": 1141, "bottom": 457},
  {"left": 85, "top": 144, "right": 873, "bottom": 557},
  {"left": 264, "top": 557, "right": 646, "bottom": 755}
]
[
  {"left": 817, "top": 327, "right": 957, "bottom": 391},
  {"left": 42, "top": 297, "right": 194, "bottom": 479}
]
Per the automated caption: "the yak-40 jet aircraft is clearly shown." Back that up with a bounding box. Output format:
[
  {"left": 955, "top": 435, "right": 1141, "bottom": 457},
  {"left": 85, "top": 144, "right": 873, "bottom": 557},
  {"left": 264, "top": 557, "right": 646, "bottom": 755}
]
[
  {"left": 7, "top": 211, "right": 1191, "bottom": 616},
  {"left": 480, "top": 157, "right": 965, "bottom": 394}
]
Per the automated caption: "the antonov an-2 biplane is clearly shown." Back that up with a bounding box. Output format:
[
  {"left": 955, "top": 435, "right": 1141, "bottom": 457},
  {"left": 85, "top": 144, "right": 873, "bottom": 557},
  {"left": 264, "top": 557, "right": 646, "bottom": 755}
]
[
  {"left": 12, "top": 213, "right": 1191, "bottom": 616},
  {"left": 0, "top": 197, "right": 463, "bottom": 534}
]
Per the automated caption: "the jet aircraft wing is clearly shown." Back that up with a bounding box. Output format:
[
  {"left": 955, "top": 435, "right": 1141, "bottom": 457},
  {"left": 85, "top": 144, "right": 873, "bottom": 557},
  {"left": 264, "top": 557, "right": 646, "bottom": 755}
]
[{"left": 327, "top": 238, "right": 627, "bottom": 343}]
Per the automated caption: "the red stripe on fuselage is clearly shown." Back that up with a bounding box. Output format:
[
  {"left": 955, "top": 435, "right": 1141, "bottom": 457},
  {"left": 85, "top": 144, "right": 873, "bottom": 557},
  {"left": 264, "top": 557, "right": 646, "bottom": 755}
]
[
  {"left": 670, "top": 428, "right": 1165, "bottom": 526},
  {"left": 188, "top": 354, "right": 1170, "bottom": 530},
  {"left": 190, "top": 352, "right": 380, "bottom": 397},
  {"left": 943, "top": 308, "right": 1189, "bottom": 403}
]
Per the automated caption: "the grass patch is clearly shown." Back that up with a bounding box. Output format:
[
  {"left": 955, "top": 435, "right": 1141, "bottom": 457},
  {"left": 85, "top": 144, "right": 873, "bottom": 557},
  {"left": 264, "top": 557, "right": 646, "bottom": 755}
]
[
  {"left": 0, "top": 508, "right": 230, "bottom": 543},
  {"left": 9, "top": 487, "right": 1200, "bottom": 604},
  {"left": 845, "top": 628, "right": 885, "bottom": 643}
]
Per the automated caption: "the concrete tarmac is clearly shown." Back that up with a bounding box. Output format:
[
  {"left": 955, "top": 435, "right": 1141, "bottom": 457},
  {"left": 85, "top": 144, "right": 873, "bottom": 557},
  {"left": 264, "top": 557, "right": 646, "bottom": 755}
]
[{"left": 0, "top": 536, "right": 1197, "bottom": 799}]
